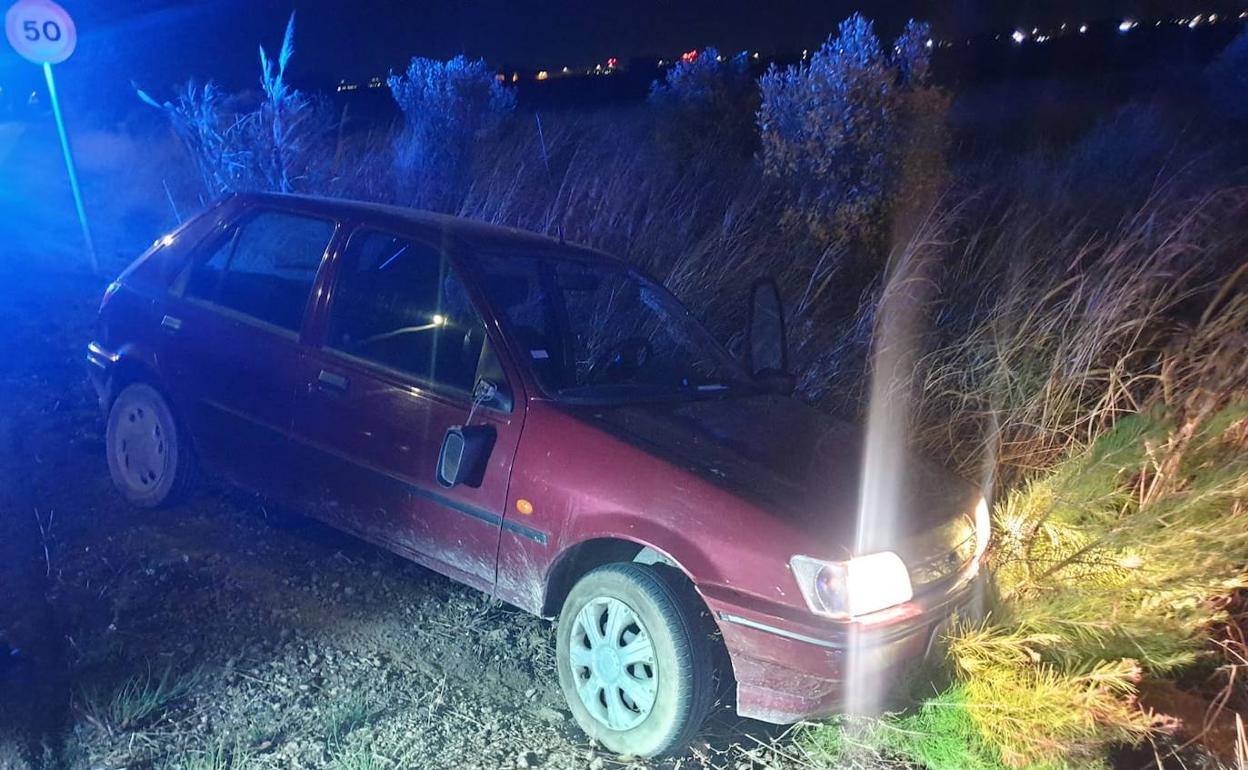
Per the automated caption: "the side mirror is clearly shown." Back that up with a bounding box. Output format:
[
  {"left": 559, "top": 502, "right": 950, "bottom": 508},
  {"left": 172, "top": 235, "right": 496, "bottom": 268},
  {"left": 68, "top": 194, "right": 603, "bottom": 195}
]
[
  {"left": 436, "top": 424, "right": 496, "bottom": 488},
  {"left": 747, "top": 279, "right": 795, "bottom": 394}
]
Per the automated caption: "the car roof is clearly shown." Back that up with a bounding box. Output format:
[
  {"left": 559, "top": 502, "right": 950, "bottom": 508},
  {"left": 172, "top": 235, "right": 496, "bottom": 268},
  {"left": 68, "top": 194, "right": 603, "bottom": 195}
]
[{"left": 235, "top": 192, "right": 623, "bottom": 266}]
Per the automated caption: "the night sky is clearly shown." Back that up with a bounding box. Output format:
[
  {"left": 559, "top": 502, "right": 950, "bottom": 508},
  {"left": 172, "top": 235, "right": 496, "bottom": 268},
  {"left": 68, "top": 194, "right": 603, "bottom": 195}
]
[{"left": 1, "top": 0, "right": 1245, "bottom": 115}]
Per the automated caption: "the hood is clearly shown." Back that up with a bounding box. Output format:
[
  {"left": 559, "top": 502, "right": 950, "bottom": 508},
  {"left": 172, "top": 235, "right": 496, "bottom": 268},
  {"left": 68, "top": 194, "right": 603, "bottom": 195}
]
[{"left": 562, "top": 394, "right": 981, "bottom": 584}]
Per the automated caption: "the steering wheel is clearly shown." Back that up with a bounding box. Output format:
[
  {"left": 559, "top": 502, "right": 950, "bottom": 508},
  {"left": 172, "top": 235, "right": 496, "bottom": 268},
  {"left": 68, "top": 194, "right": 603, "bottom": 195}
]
[{"left": 589, "top": 337, "right": 654, "bottom": 383}]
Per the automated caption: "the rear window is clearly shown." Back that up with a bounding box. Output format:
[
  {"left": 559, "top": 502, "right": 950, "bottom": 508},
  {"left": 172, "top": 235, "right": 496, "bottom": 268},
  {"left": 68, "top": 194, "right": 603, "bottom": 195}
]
[{"left": 181, "top": 209, "right": 335, "bottom": 332}]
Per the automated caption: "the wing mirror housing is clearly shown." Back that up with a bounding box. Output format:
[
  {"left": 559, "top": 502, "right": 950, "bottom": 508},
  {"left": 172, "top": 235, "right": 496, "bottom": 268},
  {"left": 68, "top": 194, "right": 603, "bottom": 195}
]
[
  {"left": 436, "top": 424, "right": 496, "bottom": 488},
  {"left": 747, "top": 278, "right": 795, "bottom": 395}
]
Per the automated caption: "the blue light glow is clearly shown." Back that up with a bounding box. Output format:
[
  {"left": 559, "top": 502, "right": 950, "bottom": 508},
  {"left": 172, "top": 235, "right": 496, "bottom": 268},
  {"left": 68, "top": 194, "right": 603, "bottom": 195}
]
[{"left": 42, "top": 62, "right": 98, "bottom": 273}]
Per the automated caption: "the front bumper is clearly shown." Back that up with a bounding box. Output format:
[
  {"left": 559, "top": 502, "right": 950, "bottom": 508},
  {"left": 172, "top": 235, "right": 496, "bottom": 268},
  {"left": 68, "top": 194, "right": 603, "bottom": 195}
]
[
  {"left": 86, "top": 341, "right": 118, "bottom": 409},
  {"left": 704, "top": 569, "right": 988, "bottom": 724}
]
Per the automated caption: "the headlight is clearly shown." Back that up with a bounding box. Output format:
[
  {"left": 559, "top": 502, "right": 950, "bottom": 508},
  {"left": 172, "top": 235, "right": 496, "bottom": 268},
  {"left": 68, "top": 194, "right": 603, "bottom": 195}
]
[
  {"left": 790, "top": 552, "right": 913, "bottom": 620},
  {"left": 974, "top": 496, "right": 991, "bottom": 559}
]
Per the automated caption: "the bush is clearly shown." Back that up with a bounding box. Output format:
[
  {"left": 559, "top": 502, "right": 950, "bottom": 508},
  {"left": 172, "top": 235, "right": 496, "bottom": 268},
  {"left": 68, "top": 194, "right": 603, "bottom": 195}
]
[
  {"left": 388, "top": 55, "right": 515, "bottom": 211},
  {"left": 757, "top": 15, "right": 945, "bottom": 253},
  {"left": 136, "top": 14, "right": 334, "bottom": 200},
  {"left": 808, "top": 399, "right": 1248, "bottom": 769},
  {"left": 648, "top": 48, "right": 759, "bottom": 164}
]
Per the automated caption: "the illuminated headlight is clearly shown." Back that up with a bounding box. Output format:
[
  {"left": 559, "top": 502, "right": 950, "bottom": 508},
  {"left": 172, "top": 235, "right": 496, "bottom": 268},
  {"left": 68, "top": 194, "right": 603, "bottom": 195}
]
[
  {"left": 974, "top": 496, "right": 991, "bottom": 559},
  {"left": 790, "top": 552, "right": 913, "bottom": 620}
]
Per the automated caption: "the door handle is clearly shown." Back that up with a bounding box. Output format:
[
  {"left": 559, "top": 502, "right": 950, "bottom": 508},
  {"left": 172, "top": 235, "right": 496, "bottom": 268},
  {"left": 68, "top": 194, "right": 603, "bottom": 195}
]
[
  {"left": 316, "top": 369, "right": 350, "bottom": 393},
  {"left": 160, "top": 314, "right": 182, "bottom": 333}
]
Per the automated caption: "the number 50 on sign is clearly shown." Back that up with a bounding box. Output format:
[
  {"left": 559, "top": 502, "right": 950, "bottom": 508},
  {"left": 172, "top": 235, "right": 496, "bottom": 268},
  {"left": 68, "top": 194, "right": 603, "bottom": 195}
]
[{"left": 6, "top": 0, "right": 76, "bottom": 64}]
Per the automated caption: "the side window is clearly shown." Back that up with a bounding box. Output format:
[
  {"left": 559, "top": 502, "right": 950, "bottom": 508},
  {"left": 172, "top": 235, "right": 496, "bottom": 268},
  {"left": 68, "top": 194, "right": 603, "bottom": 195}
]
[
  {"left": 327, "top": 230, "right": 491, "bottom": 395},
  {"left": 183, "top": 210, "right": 334, "bottom": 332}
]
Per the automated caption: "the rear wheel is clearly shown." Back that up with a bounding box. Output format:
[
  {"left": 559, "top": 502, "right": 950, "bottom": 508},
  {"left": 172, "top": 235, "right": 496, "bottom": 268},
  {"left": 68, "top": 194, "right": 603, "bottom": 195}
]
[
  {"left": 556, "top": 563, "right": 714, "bottom": 757},
  {"left": 106, "top": 383, "right": 194, "bottom": 507}
]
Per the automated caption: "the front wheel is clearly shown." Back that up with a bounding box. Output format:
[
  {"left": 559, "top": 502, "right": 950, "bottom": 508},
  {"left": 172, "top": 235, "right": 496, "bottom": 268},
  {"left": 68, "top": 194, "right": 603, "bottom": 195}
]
[
  {"left": 106, "top": 383, "right": 194, "bottom": 508},
  {"left": 556, "top": 563, "right": 714, "bottom": 757}
]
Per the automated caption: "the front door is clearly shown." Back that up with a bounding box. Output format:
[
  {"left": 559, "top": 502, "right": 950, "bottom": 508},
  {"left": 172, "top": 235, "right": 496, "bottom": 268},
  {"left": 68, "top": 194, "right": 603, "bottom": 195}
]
[
  {"left": 161, "top": 206, "right": 337, "bottom": 499},
  {"left": 287, "top": 227, "right": 525, "bottom": 592}
]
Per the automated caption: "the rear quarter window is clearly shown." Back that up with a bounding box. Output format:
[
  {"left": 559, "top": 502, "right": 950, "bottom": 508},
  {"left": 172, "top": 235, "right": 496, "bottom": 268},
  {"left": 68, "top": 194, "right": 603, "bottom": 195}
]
[{"left": 178, "top": 209, "right": 335, "bottom": 333}]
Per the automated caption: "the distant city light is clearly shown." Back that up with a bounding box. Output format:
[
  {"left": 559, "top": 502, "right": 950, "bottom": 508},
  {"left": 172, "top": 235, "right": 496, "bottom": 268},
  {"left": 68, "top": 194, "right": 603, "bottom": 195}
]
[{"left": 329, "top": 8, "right": 1242, "bottom": 93}]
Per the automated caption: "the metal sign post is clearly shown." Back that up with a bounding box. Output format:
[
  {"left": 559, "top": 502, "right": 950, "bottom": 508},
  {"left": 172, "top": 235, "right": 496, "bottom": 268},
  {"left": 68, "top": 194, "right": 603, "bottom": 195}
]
[{"left": 6, "top": 0, "right": 98, "bottom": 273}]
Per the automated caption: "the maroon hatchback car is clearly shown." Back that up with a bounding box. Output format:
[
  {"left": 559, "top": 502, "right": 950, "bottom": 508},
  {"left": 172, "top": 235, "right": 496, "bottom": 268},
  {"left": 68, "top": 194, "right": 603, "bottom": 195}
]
[{"left": 88, "top": 193, "right": 989, "bottom": 757}]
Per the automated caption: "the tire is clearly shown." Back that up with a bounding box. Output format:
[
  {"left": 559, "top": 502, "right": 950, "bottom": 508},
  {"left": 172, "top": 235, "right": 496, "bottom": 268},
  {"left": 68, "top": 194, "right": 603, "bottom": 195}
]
[
  {"left": 106, "top": 383, "right": 194, "bottom": 508},
  {"left": 556, "top": 562, "right": 714, "bottom": 757}
]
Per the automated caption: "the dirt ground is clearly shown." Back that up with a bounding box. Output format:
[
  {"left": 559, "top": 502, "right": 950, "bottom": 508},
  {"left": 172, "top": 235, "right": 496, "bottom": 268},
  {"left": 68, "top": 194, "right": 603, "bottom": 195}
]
[{"left": 0, "top": 258, "right": 813, "bottom": 770}]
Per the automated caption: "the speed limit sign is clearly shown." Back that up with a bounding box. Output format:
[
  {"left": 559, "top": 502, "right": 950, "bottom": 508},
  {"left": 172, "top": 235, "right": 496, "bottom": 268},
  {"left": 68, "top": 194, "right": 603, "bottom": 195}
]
[
  {"left": 6, "top": 0, "right": 77, "bottom": 64},
  {"left": 5, "top": 0, "right": 95, "bottom": 272}
]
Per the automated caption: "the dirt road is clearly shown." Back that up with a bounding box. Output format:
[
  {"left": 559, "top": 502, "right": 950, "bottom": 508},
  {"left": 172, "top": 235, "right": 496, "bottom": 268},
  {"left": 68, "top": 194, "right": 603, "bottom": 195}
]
[{"left": 0, "top": 263, "right": 801, "bottom": 770}]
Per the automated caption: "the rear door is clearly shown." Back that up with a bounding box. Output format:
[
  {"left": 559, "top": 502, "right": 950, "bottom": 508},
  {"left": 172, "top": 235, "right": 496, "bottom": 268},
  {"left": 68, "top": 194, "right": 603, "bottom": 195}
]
[
  {"left": 161, "top": 205, "right": 338, "bottom": 498},
  {"left": 287, "top": 227, "right": 527, "bottom": 592}
]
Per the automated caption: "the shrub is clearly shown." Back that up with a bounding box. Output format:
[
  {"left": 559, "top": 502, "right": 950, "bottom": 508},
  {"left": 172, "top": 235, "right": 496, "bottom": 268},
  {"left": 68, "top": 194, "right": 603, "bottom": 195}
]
[
  {"left": 648, "top": 48, "right": 759, "bottom": 164},
  {"left": 136, "top": 13, "right": 334, "bottom": 199},
  {"left": 135, "top": 80, "right": 244, "bottom": 199},
  {"left": 807, "top": 400, "right": 1248, "bottom": 769},
  {"left": 956, "top": 401, "right": 1248, "bottom": 767},
  {"left": 757, "top": 15, "right": 945, "bottom": 253},
  {"left": 388, "top": 55, "right": 515, "bottom": 211},
  {"left": 249, "top": 12, "right": 335, "bottom": 193}
]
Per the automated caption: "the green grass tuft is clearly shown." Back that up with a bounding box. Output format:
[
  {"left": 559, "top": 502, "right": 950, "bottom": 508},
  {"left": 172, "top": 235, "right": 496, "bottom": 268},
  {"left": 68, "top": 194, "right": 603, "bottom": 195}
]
[{"left": 79, "top": 664, "right": 202, "bottom": 734}]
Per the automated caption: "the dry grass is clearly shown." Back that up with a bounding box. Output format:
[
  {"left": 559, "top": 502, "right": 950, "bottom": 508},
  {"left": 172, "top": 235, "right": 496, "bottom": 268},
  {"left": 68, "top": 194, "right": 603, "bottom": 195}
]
[{"left": 907, "top": 184, "right": 1248, "bottom": 482}]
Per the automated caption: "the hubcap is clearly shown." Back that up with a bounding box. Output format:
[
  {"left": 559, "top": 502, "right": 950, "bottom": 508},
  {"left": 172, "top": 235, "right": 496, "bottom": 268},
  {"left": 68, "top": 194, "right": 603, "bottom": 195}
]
[
  {"left": 113, "top": 401, "right": 169, "bottom": 492},
  {"left": 568, "top": 596, "right": 657, "bottom": 731}
]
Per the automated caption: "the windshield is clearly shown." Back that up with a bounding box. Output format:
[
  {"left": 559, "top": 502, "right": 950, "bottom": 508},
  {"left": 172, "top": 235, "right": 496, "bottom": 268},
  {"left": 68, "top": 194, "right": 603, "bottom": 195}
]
[{"left": 472, "top": 252, "right": 753, "bottom": 402}]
